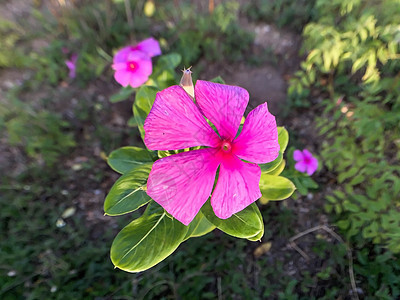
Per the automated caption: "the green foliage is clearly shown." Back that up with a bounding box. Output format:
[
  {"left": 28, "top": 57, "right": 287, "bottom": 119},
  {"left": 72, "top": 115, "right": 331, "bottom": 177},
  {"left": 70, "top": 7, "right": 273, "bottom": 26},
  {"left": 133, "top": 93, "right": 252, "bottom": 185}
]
[
  {"left": 0, "top": 18, "right": 27, "bottom": 68},
  {"left": 155, "top": 1, "right": 253, "bottom": 66},
  {"left": 201, "top": 201, "right": 264, "bottom": 241},
  {"left": 243, "top": 0, "right": 317, "bottom": 31},
  {"left": 0, "top": 88, "right": 75, "bottom": 166},
  {"left": 107, "top": 146, "right": 156, "bottom": 174},
  {"left": 288, "top": 0, "right": 400, "bottom": 252},
  {"left": 111, "top": 202, "right": 188, "bottom": 272},
  {"left": 104, "top": 164, "right": 153, "bottom": 216}
]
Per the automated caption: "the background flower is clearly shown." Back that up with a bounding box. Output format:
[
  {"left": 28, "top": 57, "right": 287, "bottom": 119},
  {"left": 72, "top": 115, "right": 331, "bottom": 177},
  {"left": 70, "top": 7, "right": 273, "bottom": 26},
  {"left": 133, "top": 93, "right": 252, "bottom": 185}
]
[
  {"left": 65, "top": 54, "right": 78, "bottom": 79},
  {"left": 293, "top": 149, "right": 318, "bottom": 175},
  {"left": 112, "top": 38, "right": 161, "bottom": 88}
]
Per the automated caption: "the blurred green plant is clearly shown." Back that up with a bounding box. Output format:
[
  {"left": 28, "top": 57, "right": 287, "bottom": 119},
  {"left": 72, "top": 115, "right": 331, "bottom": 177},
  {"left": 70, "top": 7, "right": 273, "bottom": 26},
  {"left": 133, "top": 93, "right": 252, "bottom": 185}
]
[
  {"left": 0, "top": 18, "right": 27, "bottom": 68},
  {"left": 0, "top": 87, "right": 75, "bottom": 166},
  {"left": 288, "top": 0, "right": 400, "bottom": 253},
  {"left": 243, "top": 0, "right": 317, "bottom": 31}
]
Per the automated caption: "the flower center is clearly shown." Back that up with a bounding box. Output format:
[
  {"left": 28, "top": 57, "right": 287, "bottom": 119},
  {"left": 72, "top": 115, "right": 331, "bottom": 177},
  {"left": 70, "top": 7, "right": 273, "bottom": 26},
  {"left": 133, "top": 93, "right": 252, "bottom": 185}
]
[
  {"left": 128, "top": 62, "right": 136, "bottom": 71},
  {"left": 221, "top": 140, "right": 232, "bottom": 153}
]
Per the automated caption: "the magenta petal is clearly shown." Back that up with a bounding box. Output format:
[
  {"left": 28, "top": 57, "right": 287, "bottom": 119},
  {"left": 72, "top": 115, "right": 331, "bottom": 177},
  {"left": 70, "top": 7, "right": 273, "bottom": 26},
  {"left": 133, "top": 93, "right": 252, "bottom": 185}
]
[
  {"left": 295, "top": 161, "right": 307, "bottom": 173},
  {"left": 306, "top": 157, "right": 318, "bottom": 175},
  {"left": 147, "top": 149, "right": 220, "bottom": 225},
  {"left": 133, "top": 37, "right": 162, "bottom": 57},
  {"left": 211, "top": 154, "right": 261, "bottom": 219},
  {"left": 114, "top": 70, "right": 131, "bottom": 87},
  {"left": 144, "top": 85, "right": 221, "bottom": 150},
  {"left": 233, "top": 103, "right": 280, "bottom": 164},
  {"left": 293, "top": 150, "right": 304, "bottom": 162},
  {"left": 195, "top": 80, "right": 249, "bottom": 140},
  {"left": 113, "top": 46, "right": 134, "bottom": 64},
  {"left": 302, "top": 149, "right": 313, "bottom": 160}
]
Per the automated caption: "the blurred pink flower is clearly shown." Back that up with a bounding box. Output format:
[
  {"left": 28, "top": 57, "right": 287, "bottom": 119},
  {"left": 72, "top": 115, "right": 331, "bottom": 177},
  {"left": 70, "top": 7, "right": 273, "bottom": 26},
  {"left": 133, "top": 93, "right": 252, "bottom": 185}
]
[
  {"left": 293, "top": 149, "right": 318, "bottom": 175},
  {"left": 112, "top": 38, "right": 161, "bottom": 88},
  {"left": 65, "top": 54, "right": 78, "bottom": 79},
  {"left": 144, "top": 80, "right": 280, "bottom": 225}
]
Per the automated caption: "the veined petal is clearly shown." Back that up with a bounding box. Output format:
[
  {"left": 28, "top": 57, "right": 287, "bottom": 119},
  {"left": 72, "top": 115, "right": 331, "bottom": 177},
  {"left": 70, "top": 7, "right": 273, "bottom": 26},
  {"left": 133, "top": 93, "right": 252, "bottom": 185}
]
[
  {"left": 144, "top": 85, "right": 220, "bottom": 150},
  {"left": 147, "top": 149, "right": 220, "bottom": 225},
  {"left": 134, "top": 37, "right": 162, "bottom": 57},
  {"left": 195, "top": 80, "right": 248, "bottom": 140},
  {"left": 211, "top": 154, "right": 261, "bottom": 219},
  {"left": 233, "top": 103, "right": 280, "bottom": 164}
]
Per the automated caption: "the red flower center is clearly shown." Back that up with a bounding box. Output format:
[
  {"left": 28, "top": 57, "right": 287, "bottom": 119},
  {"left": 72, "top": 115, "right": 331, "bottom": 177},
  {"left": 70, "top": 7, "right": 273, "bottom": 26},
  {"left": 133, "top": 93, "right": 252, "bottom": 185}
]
[
  {"left": 220, "top": 140, "right": 232, "bottom": 153},
  {"left": 127, "top": 62, "right": 136, "bottom": 71}
]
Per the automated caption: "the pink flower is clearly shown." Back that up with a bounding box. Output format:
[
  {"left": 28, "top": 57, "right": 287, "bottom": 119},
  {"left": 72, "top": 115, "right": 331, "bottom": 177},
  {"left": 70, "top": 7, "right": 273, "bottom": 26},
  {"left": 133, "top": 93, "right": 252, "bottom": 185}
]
[
  {"left": 65, "top": 54, "right": 78, "bottom": 79},
  {"left": 293, "top": 149, "right": 318, "bottom": 176},
  {"left": 112, "top": 38, "right": 161, "bottom": 88},
  {"left": 144, "top": 81, "right": 280, "bottom": 225}
]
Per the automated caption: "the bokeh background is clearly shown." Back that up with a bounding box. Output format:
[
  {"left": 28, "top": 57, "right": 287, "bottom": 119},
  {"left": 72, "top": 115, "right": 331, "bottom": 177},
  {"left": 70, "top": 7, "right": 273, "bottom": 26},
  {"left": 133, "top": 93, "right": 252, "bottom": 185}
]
[{"left": 1, "top": 0, "right": 399, "bottom": 298}]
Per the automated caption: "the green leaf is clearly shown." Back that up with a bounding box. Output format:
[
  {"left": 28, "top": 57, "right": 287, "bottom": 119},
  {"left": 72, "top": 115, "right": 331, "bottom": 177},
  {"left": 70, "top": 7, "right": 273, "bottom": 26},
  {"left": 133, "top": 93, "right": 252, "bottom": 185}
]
[
  {"left": 277, "top": 127, "right": 289, "bottom": 152},
  {"left": 260, "top": 152, "right": 283, "bottom": 173},
  {"left": 154, "top": 53, "right": 181, "bottom": 75},
  {"left": 110, "top": 86, "right": 135, "bottom": 103},
  {"left": 111, "top": 203, "right": 188, "bottom": 272},
  {"left": 266, "top": 159, "right": 286, "bottom": 176},
  {"left": 104, "top": 164, "right": 152, "bottom": 216},
  {"left": 127, "top": 116, "right": 137, "bottom": 127},
  {"left": 201, "top": 201, "right": 264, "bottom": 241},
  {"left": 259, "top": 174, "right": 295, "bottom": 202},
  {"left": 210, "top": 76, "right": 225, "bottom": 84},
  {"left": 260, "top": 127, "right": 289, "bottom": 173},
  {"left": 183, "top": 211, "right": 216, "bottom": 240},
  {"left": 133, "top": 86, "right": 159, "bottom": 142},
  {"left": 107, "top": 146, "right": 156, "bottom": 174}
]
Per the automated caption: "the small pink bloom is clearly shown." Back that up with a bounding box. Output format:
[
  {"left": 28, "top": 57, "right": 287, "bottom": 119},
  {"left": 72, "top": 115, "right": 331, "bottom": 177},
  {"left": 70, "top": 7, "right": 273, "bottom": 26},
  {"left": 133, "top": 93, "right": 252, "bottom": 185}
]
[
  {"left": 65, "top": 54, "right": 78, "bottom": 79},
  {"left": 112, "top": 37, "right": 161, "bottom": 88},
  {"left": 144, "top": 81, "right": 280, "bottom": 225},
  {"left": 293, "top": 149, "right": 318, "bottom": 176}
]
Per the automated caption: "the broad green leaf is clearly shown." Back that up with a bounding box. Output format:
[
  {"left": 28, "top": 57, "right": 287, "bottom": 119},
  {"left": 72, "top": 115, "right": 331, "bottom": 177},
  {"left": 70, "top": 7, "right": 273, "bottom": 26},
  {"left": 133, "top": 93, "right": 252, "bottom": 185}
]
[
  {"left": 111, "top": 203, "right": 188, "bottom": 272},
  {"left": 184, "top": 211, "right": 216, "bottom": 240},
  {"left": 133, "top": 86, "right": 159, "bottom": 142},
  {"left": 104, "top": 164, "right": 152, "bottom": 216},
  {"left": 110, "top": 86, "right": 135, "bottom": 103},
  {"left": 260, "top": 152, "right": 283, "bottom": 173},
  {"left": 265, "top": 159, "right": 286, "bottom": 176},
  {"left": 277, "top": 127, "right": 289, "bottom": 152},
  {"left": 201, "top": 201, "right": 264, "bottom": 241},
  {"left": 259, "top": 174, "right": 295, "bottom": 203},
  {"left": 107, "top": 146, "right": 156, "bottom": 174}
]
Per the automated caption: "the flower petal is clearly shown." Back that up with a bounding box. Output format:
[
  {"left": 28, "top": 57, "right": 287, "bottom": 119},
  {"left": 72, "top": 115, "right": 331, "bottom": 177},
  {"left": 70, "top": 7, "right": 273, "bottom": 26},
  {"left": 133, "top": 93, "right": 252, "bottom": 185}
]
[
  {"left": 295, "top": 161, "right": 307, "bottom": 173},
  {"left": 195, "top": 80, "right": 248, "bottom": 140},
  {"left": 114, "top": 70, "right": 132, "bottom": 87},
  {"left": 302, "top": 149, "right": 314, "bottom": 160},
  {"left": 134, "top": 37, "right": 162, "bottom": 57},
  {"left": 144, "top": 85, "right": 220, "bottom": 150},
  {"left": 211, "top": 154, "right": 261, "bottom": 219},
  {"left": 113, "top": 46, "right": 133, "bottom": 64},
  {"left": 293, "top": 150, "right": 304, "bottom": 162},
  {"left": 147, "top": 149, "right": 220, "bottom": 225},
  {"left": 306, "top": 157, "right": 318, "bottom": 175},
  {"left": 233, "top": 103, "right": 280, "bottom": 164}
]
